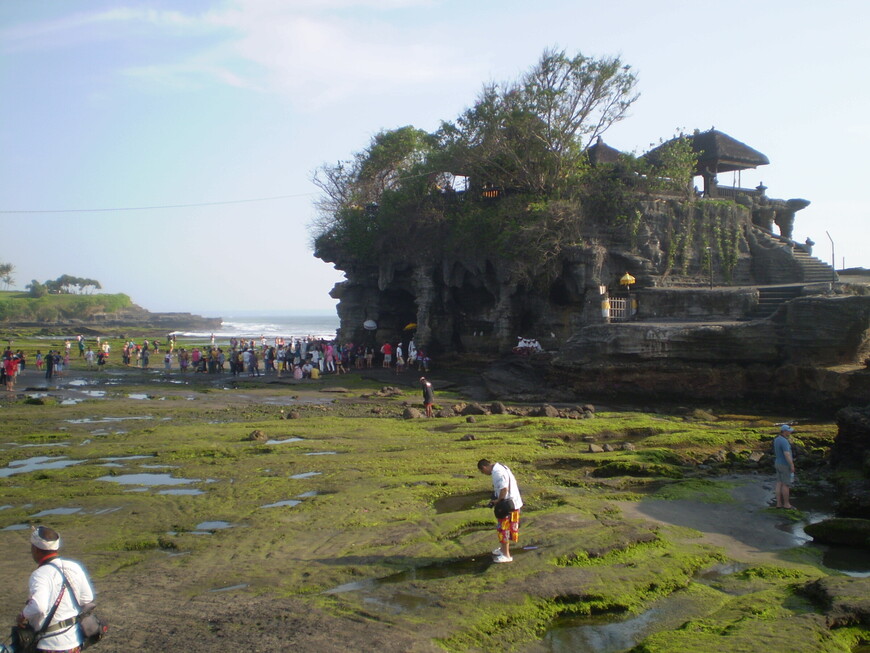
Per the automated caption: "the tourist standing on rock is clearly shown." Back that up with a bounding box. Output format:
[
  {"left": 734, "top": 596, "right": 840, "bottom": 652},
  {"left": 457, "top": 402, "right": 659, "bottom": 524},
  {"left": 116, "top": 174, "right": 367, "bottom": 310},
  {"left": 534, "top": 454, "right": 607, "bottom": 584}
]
[
  {"left": 395, "top": 343, "right": 405, "bottom": 374},
  {"left": 3, "top": 354, "right": 16, "bottom": 391},
  {"left": 774, "top": 424, "right": 796, "bottom": 509},
  {"left": 381, "top": 342, "right": 392, "bottom": 368},
  {"left": 44, "top": 351, "right": 55, "bottom": 380},
  {"left": 478, "top": 460, "right": 523, "bottom": 563},
  {"left": 420, "top": 377, "right": 435, "bottom": 417},
  {"left": 16, "top": 526, "right": 96, "bottom": 653}
]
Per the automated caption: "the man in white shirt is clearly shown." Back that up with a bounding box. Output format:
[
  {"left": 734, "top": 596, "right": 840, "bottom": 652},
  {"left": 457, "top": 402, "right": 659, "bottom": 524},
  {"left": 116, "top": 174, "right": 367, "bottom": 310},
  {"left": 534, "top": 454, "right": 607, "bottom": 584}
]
[
  {"left": 18, "top": 526, "right": 95, "bottom": 652},
  {"left": 478, "top": 459, "right": 523, "bottom": 563}
]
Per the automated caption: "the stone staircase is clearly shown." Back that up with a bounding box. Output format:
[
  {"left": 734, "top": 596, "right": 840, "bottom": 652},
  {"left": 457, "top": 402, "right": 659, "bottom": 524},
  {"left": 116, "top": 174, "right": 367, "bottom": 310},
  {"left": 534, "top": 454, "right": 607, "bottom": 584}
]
[
  {"left": 793, "top": 248, "right": 838, "bottom": 283},
  {"left": 751, "top": 226, "right": 838, "bottom": 284},
  {"left": 751, "top": 285, "right": 804, "bottom": 318}
]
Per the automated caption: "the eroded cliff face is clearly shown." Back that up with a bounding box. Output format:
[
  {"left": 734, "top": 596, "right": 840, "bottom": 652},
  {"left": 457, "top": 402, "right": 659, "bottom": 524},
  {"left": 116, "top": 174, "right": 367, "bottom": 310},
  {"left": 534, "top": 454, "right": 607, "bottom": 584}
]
[
  {"left": 325, "top": 198, "right": 758, "bottom": 353},
  {"left": 320, "top": 193, "right": 869, "bottom": 406}
]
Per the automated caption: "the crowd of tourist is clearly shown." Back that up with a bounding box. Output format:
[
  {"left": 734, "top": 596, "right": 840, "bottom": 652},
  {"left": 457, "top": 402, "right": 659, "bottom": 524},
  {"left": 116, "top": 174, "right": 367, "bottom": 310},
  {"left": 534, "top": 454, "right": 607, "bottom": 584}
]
[
  {"left": 64, "top": 334, "right": 434, "bottom": 379},
  {"left": 3, "top": 333, "right": 432, "bottom": 384}
]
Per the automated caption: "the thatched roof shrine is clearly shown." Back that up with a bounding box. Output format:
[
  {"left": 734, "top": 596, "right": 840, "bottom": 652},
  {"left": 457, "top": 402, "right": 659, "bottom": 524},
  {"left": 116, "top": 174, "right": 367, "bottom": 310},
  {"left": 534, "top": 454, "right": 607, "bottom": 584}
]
[
  {"left": 690, "top": 129, "right": 769, "bottom": 174},
  {"left": 646, "top": 128, "right": 770, "bottom": 196},
  {"left": 586, "top": 136, "right": 622, "bottom": 165}
]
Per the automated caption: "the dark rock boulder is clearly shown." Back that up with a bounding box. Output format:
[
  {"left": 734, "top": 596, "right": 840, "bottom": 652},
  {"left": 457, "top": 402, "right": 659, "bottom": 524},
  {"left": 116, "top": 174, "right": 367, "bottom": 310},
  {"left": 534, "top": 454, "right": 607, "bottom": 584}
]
[
  {"left": 403, "top": 407, "right": 423, "bottom": 419},
  {"left": 534, "top": 404, "right": 560, "bottom": 418},
  {"left": 804, "top": 518, "right": 870, "bottom": 547},
  {"left": 802, "top": 576, "right": 870, "bottom": 627},
  {"left": 461, "top": 403, "right": 488, "bottom": 416},
  {"left": 490, "top": 401, "right": 508, "bottom": 415},
  {"left": 830, "top": 405, "right": 870, "bottom": 517}
]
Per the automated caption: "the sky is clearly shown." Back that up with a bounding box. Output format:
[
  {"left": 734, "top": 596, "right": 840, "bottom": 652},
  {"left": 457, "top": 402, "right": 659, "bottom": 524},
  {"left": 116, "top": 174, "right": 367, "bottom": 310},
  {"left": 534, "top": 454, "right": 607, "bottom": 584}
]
[{"left": 1, "top": 0, "right": 868, "bottom": 316}]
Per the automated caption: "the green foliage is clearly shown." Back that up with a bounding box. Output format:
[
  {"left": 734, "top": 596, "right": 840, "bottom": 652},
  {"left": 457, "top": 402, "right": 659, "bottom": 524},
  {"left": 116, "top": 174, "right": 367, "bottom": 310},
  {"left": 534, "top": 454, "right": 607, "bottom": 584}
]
[
  {"left": 0, "top": 290, "right": 131, "bottom": 323},
  {"left": 0, "top": 262, "right": 15, "bottom": 290},
  {"left": 26, "top": 279, "right": 47, "bottom": 297},
  {"left": 592, "top": 460, "right": 684, "bottom": 478},
  {"left": 312, "top": 47, "right": 640, "bottom": 270}
]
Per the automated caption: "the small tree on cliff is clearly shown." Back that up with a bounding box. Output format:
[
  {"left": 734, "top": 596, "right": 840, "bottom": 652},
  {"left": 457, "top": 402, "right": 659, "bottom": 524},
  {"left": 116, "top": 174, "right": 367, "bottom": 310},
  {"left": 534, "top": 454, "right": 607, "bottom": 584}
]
[
  {"left": 311, "top": 48, "right": 639, "bottom": 265},
  {"left": 436, "top": 48, "right": 638, "bottom": 195},
  {"left": 312, "top": 126, "right": 435, "bottom": 261}
]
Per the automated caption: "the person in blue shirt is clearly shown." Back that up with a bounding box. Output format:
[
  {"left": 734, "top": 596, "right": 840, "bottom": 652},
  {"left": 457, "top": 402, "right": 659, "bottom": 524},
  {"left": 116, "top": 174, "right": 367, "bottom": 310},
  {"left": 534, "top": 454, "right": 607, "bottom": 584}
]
[{"left": 773, "top": 424, "right": 796, "bottom": 509}]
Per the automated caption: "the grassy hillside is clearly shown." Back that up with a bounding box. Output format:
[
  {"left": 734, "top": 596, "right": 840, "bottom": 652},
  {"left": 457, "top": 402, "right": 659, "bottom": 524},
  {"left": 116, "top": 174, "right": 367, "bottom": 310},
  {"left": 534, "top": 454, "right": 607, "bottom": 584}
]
[{"left": 0, "top": 290, "right": 132, "bottom": 322}]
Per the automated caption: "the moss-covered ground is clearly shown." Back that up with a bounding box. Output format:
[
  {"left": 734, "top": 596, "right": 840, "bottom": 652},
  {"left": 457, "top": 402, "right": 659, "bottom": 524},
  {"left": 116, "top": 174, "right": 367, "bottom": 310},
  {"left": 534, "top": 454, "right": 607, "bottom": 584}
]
[{"left": 0, "top": 332, "right": 867, "bottom": 651}]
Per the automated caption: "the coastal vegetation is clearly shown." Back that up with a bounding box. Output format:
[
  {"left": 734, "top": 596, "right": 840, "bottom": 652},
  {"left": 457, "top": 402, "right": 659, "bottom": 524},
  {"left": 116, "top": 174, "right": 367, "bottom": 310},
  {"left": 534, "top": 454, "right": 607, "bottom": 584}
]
[
  {"left": 311, "top": 48, "right": 698, "bottom": 286},
  {"left": 0, "top": 290, "right": 131, "bottom": 323}
]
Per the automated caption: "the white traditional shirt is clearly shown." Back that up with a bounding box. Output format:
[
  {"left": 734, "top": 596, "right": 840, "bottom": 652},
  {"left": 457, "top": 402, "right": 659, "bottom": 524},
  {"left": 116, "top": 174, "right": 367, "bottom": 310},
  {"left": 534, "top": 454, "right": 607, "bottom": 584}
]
[{"left": 23, "top": 557, "right": 95, "bottom": 651}]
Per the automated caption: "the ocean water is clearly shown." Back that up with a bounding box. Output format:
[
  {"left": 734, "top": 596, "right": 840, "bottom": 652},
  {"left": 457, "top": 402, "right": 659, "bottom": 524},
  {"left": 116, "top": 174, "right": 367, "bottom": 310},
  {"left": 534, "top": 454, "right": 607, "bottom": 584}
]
[{"left": 173, "top": 313, "right": 339, "bottom": 341}]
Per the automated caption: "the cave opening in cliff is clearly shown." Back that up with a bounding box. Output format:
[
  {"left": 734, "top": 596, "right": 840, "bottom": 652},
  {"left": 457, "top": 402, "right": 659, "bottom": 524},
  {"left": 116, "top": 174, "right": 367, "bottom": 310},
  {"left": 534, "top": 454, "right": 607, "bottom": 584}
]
[
  {"left": 549, "top": 278, "right": 572, "bottom": 306},
  {"left": 378, "top": 288, "right": 417, "bottom": 342},
  {"left": 518, "top": 309, "right": 538, "bottom": 336}
]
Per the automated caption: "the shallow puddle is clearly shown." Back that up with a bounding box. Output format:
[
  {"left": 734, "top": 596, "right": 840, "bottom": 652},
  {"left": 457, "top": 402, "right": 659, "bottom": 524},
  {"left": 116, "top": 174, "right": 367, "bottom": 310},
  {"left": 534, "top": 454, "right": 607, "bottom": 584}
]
[
  {"left": 196, "top": 521, "right": 234, "bottom": 531},
  {"left": 777, "top": 491, "right": 870, "bottom": 576},
  {"left": 100, "top": 455, "right": 155, "bottom": 462},
  {"left": 434, "top": 492, "right": 488, "bottom": 514},
  {"left": 818, "top": 544, "right": 870, "bottom": 578},
  {"left": 326, "top": 555, "right": 494, "bottom": 595},
  {"left": 296, "top": 491, "right": 319, "bottom": 498},
  {"left": 290, "top": 472, "right": 321, "bottom": 479},
  {"left": 260, "top": 499, "right": 301, "bottom": 508},
  {"left": 97, "top": 473, "right": 201, "bottom": 486},
  {"left": 67, "top": 416, "right": 155, "bottom": 424},
  {"left": 0, "top": 456, "right": 85, "bottom": 477},
  {"left": 31, "top": 507, "right": 82, "bottom": 518},
  {"left": 158, "top": 489, "right": 205, "bottom": 496},
  {"left": 1, "top": 524, "right": 30, "bottom": 531},
  {"left": 128, "top": 393, "right": 150, "bottom": 400},
  {"left": 305, "top": 451, "right": 337, "bottom": 456},
  {"left": 531, "top": 590, "right": 710, "bottom": 653},
  {"left": 265, "top": 437, "right": 304, "bottom": 445},
  {"left": 211, "top": 583, "right": 249, "bottom": 592}
]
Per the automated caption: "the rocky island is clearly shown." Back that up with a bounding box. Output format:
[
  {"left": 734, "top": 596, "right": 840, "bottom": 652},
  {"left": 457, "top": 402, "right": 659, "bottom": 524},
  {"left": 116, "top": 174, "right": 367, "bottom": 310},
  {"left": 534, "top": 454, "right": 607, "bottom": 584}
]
[{"left": 313, "top": 53, "right": 870, "bottom": 410}]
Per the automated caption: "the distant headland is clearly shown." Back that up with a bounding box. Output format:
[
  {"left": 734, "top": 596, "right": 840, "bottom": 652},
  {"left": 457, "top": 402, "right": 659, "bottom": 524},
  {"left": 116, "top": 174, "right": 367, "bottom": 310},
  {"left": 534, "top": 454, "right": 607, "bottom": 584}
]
[{"left": 0, "top": 289, "right": 221, "bottom": 333}]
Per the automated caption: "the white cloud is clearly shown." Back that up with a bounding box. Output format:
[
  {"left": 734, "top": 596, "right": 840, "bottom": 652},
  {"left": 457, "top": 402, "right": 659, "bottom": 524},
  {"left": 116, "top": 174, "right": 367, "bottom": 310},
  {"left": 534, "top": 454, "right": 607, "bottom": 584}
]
[
  {"left": 202, "top": 1, "right": 474, "bottom": 108},
  {"left": 0, "top": 7, "right": 209, "bottom": 53},
  {"left": 3, "top": 1, "right": 477, "bottom": 108}
]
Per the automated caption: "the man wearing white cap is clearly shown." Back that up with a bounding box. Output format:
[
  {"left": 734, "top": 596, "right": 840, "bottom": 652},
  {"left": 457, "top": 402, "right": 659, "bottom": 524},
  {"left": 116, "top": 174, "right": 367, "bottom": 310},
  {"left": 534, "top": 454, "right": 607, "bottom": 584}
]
[
  {"left": 773, "top": 425, "right": 796, "bottom": 509},
  {"left": 17, "top": 526, "right": 95, "bottom": 652}
]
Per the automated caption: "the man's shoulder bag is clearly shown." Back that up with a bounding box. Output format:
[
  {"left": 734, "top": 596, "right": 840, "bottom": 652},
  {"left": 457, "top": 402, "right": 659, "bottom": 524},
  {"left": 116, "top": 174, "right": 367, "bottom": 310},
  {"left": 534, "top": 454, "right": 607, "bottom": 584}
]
[
  {"left": 7, "top": 576, "right": 67, "bottom": 653},
  {"left": 49, "top": 563, "right": 108, "bottom": 649},
  {"left": 492, "top": 464, "right": 516, "bottom": 519}
]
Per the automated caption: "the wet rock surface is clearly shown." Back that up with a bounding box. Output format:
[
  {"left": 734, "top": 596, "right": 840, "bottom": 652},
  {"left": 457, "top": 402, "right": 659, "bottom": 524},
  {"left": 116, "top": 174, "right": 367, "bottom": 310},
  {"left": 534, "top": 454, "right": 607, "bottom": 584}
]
[
  {"left": 831, "top": 404, "right": 870, "bottom": 517},
  {"left": 803, "top": 576, "right": 870, "bottom": 628},
  {"left": 804, "top": 518, "right": 870, "bottom": 547}
]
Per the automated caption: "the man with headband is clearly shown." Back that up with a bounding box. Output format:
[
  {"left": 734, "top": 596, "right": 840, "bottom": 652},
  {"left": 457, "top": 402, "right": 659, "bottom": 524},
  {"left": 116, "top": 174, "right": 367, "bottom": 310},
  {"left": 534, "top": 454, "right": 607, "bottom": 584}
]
[{"left": 17, "top": 526, "right": 95, "bottom": 652}]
